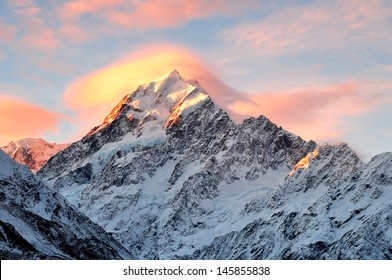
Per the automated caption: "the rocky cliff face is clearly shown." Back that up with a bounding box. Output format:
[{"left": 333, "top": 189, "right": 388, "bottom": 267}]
[
  {"left": 0, "top": 150, "right": 132, "bottom": 260},
  {"left": 37, "top": 70, "right": 392, "bottom": 259}
]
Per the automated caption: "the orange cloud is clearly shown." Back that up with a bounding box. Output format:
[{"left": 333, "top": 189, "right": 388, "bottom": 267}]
[
  {"left": 64, "top": 45, "right": 203, "bottom": 109},
  {"left": 65, "top": 46, "right": 199, "bottom": 112},
  {"left": 0, "top": 96, "right": 62, "bottom": 146}
]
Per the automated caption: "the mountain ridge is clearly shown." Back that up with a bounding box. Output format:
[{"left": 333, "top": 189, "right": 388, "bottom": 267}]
[{"left": 0, "top": 150, "right": 133, "bottom": 259}]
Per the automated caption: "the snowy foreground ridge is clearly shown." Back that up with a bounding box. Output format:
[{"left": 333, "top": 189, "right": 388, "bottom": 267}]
[
  {"left": 2, "top": 70, "right": 392, "bottom": 259},
  {"left": 0, "top": 150, "right": 132, "bottom": 259}
]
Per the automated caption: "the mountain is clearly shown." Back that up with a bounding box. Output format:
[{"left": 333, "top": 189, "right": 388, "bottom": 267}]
[
  {"left": 0, "top": 149, "right": 132, "bottom": 259},
  {"left": 1, "top": 138, "right": 69, "bottom": 172},
  {"left": 38, "top": 70, "right": 392, "bottom": 259}
]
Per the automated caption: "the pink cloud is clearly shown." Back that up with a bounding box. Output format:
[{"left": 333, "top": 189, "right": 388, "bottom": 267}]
[
  {"left": 221, "top": 0, "right": 391, "bottom": 57},
  {"left": 105, "top": 0, "right": 256, "bottom": 29},
  {"left": 5, "top": 0, "right": 259, "bottom": 53},
  {"left": 228, "top": 81, "right": 390, "bottom": 141},
  {"left": 6, "top": 0, "right": 60, "bottom": 52},
  {"left": 60, "top": 0, "right": 124, "bottom": 18},
  {"left": 58, "top": 24, "right": 91, "bottom": 43},
  {"left": 0, "top": 96, "right": 62, "bottom": 145},
  {"left": 19, "top": 29, "right": 58, "bottom": 51},
  {"left": 58, "top": 0, "right": 258, "bottom": 30},
  {"left": 0, "top": 19, "right": 17, "bottom": 43},
  {"left": 0, "top": 18, "right": 17, "bottom": 58}
]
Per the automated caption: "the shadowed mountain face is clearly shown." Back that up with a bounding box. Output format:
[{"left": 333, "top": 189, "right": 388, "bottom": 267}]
[
  {"left": 0, "top": 150, "right": 132, "bottom": 260},
  {"left": 37, "top": 70, "right": 392, "bottom": 260}
]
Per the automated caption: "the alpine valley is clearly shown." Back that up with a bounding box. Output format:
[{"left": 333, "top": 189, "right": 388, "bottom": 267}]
[{"left": 3, "top": 70, "right": 391, "bottom": 259}]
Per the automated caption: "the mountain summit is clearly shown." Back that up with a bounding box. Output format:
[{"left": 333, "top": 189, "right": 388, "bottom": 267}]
[
  {"left": 1, "top": 138, "right": 69, "bottom": 172},
  {"left": 37, "top": 70, "right": 392, "bottom": 260},
  {"left": 87, "top": 69, "right": 209, "bottom": 136}
]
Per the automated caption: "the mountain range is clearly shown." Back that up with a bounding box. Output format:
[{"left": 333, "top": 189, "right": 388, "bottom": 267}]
[{"left": 2, "top": 70, "right": 391, "bottom": 259}]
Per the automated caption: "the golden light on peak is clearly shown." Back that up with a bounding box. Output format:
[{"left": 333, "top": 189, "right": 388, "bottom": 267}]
[{"left": 289, "top": 147, "right": 319, "bottom": 176}]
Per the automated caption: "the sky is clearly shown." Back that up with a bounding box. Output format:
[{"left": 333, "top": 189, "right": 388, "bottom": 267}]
[{"left": 0, "top": 0, "right": 392, "bottom": 161}]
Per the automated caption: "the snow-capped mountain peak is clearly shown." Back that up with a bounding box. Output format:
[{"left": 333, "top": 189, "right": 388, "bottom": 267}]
[
  {"left": 1, "top": 138, "right": 69, "bottom": 172},
  {"left": 88, "top": 69, "right": 207, "bottom": 136},
  {"left": 153, "top": 69, "right": 183, "bottom": 93}
]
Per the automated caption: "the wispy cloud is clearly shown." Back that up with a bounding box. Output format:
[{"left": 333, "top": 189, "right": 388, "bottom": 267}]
[
  {"left": 0, "top": 18, "right": 17, "bottom": 59},
  {"left": 6, "top": 0, "right": 59, "bottom": 52},
  {"left": 2, "top": 0, "right": 259, "bottom": 65},
  {"left": 221, "top": 0, "right": 392, "bottom": 57},
  {"left": 229, "top": 81, "right": 392, "bottom": 141},
  {"left": 59, "top": 0, "right": 258, "bottom": 30},
  {"left": 0, "top": 18, "right": 16, "bottom": 42}
]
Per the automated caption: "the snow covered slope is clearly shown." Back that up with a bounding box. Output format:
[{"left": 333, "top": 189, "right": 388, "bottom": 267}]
[
  {"left": 1, "top": 138, "right": 69, "bottom": 172},
  {"left": 38, "top": 70, "right": 392, "bottom": 259},
  {"left": 0, "top": 150, "right": 132, "bottom": 259}
]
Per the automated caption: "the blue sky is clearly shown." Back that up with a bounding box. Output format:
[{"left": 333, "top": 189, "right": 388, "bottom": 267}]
[{"left": 0, "top": 0, "right": 392, "bottom": 161}]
